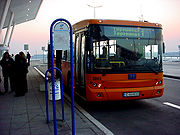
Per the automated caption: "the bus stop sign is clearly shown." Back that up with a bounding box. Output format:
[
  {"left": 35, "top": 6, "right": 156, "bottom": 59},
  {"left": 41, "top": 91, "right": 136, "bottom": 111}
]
[
  {"left": 53, "top": 21, "right": 70, "bottom": 50},
  {"left": 24, "top": 44, "right": 29, "bottom": 50},
  {"left": 50, "top": 18, "right": 75, "bottom": 135}
]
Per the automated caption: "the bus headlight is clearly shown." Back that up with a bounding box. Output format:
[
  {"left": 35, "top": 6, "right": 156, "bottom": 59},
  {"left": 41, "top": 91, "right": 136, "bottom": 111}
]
[
  {"left": 156, "top": 89, "right": 162, "bottom": 94},
  {"left": 97, "top": 93, "right": 101, "bottom": 97},
  {"left": 93, "top": 83, "right": 97, "bottom": 87},
  {"left": 155, "top": 80, "right": 163, "bottom": 85},
  {"left": 89, "top": 81, "right": 103, "bottom": 88},
  {"left": 98, "top": 84, "right": 102, "bottom": 88}
]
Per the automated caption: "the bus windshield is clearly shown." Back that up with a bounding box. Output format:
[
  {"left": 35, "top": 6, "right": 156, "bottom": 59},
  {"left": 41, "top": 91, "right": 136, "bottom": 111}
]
[{"left": 87, "top": 24, "right": 163, "bottom": 73}]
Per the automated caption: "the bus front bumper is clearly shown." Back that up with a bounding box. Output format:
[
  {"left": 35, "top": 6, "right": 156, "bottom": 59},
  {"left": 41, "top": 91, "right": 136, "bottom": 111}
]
[{"left": 86, "top": 85, "right": 164, "bottom": 101}]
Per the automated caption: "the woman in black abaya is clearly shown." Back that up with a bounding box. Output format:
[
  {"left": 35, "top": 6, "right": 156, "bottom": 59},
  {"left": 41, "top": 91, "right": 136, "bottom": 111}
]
[{"left": 14, "top": 53, "right": 28, "bottom": 96}]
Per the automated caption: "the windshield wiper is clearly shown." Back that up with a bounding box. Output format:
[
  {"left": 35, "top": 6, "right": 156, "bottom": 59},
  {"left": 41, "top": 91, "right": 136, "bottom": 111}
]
[
  {"left": 143, "top": 64, "right": 158, "bottom": 74},
  {"left": 127, "top": 64, "right": 159, "bottom": 74}
]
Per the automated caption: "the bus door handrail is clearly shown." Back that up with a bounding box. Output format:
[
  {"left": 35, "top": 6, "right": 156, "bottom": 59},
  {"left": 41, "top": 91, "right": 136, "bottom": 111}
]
[{"left": 110, "top": 61, "right": 125, "bottom": 67}]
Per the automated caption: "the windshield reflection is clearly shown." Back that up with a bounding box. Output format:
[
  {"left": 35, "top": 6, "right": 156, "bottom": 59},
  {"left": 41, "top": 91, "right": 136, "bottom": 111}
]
[{"left": 89, "top": 25, "right": 163, "bottom": 73}]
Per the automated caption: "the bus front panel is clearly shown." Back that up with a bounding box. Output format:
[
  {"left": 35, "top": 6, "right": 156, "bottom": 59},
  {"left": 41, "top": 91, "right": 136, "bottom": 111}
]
[{"left": 85, "top": 72, "right": 164, "bottom": 101}]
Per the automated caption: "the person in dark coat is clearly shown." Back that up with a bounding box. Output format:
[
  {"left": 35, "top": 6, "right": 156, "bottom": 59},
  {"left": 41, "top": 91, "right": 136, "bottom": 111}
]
[
  {"left": 26, "top": 52, "right": 31, "bottom": 66},
  {"left": 14, "top": 52, "right": 28, "bottom": 96},
  {"left": 0, "top": 52, "right": 15, "bottom": 94},
  {"left": 0, "top": 72, "right": 3, "bottom": 95}
]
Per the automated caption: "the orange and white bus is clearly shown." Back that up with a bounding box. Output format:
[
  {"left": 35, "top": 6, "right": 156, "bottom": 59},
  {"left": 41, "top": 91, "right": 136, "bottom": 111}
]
[{"left": 61, "top": 19, "right": 164, "bottom": 101}]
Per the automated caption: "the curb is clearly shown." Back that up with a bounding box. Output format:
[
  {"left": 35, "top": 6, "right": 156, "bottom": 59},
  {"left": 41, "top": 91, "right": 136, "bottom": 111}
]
[{"left": 163, "top": 74, "right": 180, "bottom": 80}]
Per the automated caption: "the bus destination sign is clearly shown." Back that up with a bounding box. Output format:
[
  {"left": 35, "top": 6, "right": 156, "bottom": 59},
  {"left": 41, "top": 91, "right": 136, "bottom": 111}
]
[{"left": 102, "top": 26, "right": 160, "bottom": 39}]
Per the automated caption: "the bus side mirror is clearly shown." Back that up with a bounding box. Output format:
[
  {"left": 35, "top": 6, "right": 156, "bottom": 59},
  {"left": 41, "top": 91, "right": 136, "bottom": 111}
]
[
  {"left": 163, "top": 42, "right": 165, "bottom": 53},
  {"left": 85, "top": 37, "right": 93, "bottom": 51}
]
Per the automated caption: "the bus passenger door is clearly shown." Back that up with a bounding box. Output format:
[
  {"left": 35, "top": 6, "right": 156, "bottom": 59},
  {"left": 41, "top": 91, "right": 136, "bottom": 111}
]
[
  {"left": 75, "top": 34, "right": 80, "bottom": 89},
  {"left": 75, "top": 33, "right": 86, "bottom": 98}
]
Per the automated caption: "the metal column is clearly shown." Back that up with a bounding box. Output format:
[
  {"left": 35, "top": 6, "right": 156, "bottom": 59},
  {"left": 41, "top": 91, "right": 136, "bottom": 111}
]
[
  {"left": 4, "top": 11, "right": 14, "bottom": 45},
  {"left": 0, "top": 0, "right": 11, "bottom": 43},
  {"left": 7, "top": 22, "right": 15, "bottom": 47}
]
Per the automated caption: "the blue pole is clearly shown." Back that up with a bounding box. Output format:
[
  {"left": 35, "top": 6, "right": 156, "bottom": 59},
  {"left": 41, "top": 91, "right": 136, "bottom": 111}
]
[
  {"left": 50, "top": 21, "right": 58, "bottom": 135},
  {"left": 50, "top": 18, "right": 75, "bottom": 135},
  {"left": 69, "top": 20, "right": 75, "bottom": 135},
  {"left": 45, "top": 67, "right": 65, "bottom": 123},
  {"left": 54, "top": 67, "right": 65, "bottom": 121},
  {"left": 57, "top": 18, "right": 75, "bottom": 135},
  {"left": 45, "top": 68, "right": 51, "bottom": 123}
]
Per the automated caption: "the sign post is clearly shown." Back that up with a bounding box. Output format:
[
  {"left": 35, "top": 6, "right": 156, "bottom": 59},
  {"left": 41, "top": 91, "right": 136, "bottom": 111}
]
[
  {"left": 42, "top": 46, "right": 45, "bottom": 63},
  {"left": 24, "top": 44, "right": 29, "bottom": 55},
  {"left": 49, "top": 18, "right": 75, "bottom": 135},
  {"left": 24, "top": 44, "right": 29, "bottom": 50}
]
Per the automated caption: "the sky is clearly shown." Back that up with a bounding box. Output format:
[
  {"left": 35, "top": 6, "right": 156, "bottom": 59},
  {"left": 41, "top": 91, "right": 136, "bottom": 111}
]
[{"left": 6, "top": 0, "right": 180, "bottom": 55}]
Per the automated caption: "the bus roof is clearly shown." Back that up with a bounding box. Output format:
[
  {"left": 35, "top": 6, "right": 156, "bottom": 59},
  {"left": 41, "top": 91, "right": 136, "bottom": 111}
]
[{"left": 73, "top": 19, "right": 162, "bottom": 32}]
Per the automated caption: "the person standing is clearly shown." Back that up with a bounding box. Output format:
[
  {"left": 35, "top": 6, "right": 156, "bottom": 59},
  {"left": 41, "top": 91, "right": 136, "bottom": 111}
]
[
  {"left": 0, "top": 72, "right": 3, "bottom": 95},
  {"left": 11, "top": 54, "right": 15, "bottom": 60},
  {"left": 14, "top": 52, "right": 28, "bottom": 96},
  {"left": 26, "top": 52, "right": 31, "bottom": 66},
  {"left": 0, "top": 52, "right": 15, "bottom": 94},
  {"left": 0, "top": 60, "right": 2, "bottom": 95}
]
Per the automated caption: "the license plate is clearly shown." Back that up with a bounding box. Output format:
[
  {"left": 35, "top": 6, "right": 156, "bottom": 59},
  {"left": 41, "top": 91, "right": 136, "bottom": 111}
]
[{"left": 123, "top": 92, "right": 140, "bottom": 97}]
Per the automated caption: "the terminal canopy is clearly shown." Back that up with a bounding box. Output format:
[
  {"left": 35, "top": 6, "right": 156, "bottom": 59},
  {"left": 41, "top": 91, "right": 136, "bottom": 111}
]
[
  {"left": 0, "top": 0, "right": 43, "bottom": 29},
  {"left": 0, "top": 0, "right": 43, "bottom": 58}
]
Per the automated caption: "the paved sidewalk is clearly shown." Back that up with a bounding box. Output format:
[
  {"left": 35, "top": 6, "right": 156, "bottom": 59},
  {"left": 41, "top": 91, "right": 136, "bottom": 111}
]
[
  {"left": 1, "top": 60, "right": 178, "bottom": 135},
  {"left": 0, "top": 63, "right": 106, "bottom": 135}
]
